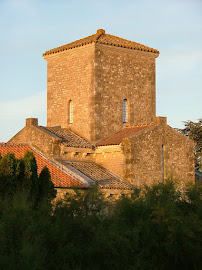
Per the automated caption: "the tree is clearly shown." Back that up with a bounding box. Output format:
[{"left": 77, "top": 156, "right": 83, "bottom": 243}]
[
  {"left": 179, "top": 119, "right": 202, "bottom": 170},
  {"left": 0, "top": 153, "right": 19, "bottom": 197},
  {"left": 0, "top": 180, "right": 201, "bottom": 269},
  {"left": 0, "top": 151, "right": 56, "bottom": 204},
  {"left": 22, "top": 150, "right": 40, "bottom": 204},
  {"left": 38, "top": 167, "right": 56, "bottom": 202}
]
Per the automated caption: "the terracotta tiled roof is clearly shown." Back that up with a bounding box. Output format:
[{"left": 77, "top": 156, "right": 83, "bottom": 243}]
[
  {"left": 96, "top": 125, "right": 150, "bottom": 146},
  {"left": 40, "top": 126, "right": 93, "bottom": 149},
  {"left": 0, "top": 143, "right": 86, "bottom": 188},
  {"left": 68, "top": 161, "right": 133, "bottom": 190},
  {"left": 43, "top": 29, "right": 159, "bottom": 56}
]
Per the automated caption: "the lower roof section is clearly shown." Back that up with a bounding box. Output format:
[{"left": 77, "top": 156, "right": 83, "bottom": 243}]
[
  {"left": 62, "top": 161, "right": 133, "bottom": 190},
  {"left": 40, "top": 126, "right": 94, "bottom": 149},
  {"left": 96, "top": 124, "right": 150, "bottom": 146},
  {"left": 0, "top": 143, "right": 86, "bottom": 188},
  {"left": 0, "top": 143, "right": 133, "bottom": 191}
]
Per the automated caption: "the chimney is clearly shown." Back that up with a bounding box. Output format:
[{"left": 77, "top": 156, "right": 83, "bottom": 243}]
[
  {"left": 154, "top": 117, "right": 167, "bottom": 126},
  {"left": 26, "top": 118, "right": 38, "bottom": 126}
]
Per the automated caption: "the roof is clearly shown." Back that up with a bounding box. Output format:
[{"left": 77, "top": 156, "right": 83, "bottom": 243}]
[
  {"left": 0, "top": 143, "right": 132, "bottom": 190},
  {"left": 67, "top": 161, "right": 133, "bottom": 190},
  {"left": 40, "top": 126, "right": 94, "bottom": 149},
  {"left": 43, "top": 29, "right": 159, "bottom": 56},
  {"left": 0, "top": 143, "right": 86, "bottom": 188},
  {"left": 96, "top": 125, "right": 150, "bottom": 146}
]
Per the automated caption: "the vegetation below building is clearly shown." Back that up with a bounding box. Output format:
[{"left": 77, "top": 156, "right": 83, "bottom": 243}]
[{"left": 0, "top": 152, "right": 201, "bottom": 270}]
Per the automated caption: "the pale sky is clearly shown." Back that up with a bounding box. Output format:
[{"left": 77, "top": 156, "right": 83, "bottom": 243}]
[{"left": 0, "top": 0, "right": 201, "bottom": 142}]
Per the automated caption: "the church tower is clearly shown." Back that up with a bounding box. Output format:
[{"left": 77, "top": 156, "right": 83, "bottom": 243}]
[{"left": 43, "top": 29, "right": 159, "bottom": 142}]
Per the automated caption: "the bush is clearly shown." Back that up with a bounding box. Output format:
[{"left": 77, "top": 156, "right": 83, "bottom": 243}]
[{"left": 0, "top": 156, "right": 201, "bottom": 270}]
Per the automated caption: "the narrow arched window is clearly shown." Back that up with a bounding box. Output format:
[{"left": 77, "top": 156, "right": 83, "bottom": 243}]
[
  {"left": 68, "top": 100, "right": 73, "bottom": 124},
  {"left": 122, "top": 99, "right": 128, "bottom": 123}
]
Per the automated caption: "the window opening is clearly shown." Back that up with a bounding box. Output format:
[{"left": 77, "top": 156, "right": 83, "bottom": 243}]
[
  {"left": 69, "top": 100, "right": 73, "bottom": 124},
  {"left": 123, "top": 99, "right": 128, "bottom": 123}
]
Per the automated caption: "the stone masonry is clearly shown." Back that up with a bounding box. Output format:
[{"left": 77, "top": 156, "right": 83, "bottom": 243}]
[
  {"left": 8, "top": 29, "right": 195, "bottom": 190},
  {"left": 44, "top": 29, "right": 158, "bottom": 142}
]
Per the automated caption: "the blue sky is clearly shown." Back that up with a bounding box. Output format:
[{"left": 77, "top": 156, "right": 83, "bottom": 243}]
[{"left": 0, "top": 0, "right": 201, "bottom": 142}]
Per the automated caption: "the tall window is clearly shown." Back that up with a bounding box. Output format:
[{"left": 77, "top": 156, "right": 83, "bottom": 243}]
[
  {"left": 68, "top": 100, "right": 73, "bottom": 124},
  {"left": 123, "top": 99, "right": 128, "bottom": 123}
]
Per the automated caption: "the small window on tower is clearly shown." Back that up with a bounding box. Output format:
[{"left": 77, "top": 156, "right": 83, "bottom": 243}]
[
  {"left": 68, "top": 100, "right": 73, "bottom": 124},
  {"left": 123, "top": 99, "right": 128, "bottom": 123}
]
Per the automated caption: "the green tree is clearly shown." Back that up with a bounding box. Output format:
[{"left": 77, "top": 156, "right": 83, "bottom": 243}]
[
  {"left": 22, "top": 151, "right": 39, "bottom": 203},
  {"left": 179, "top": 119, "right": 202, "bottom": 170},
  {"left": 0, "top": 150, "right": 55, "bottom": 204},
  {"left": 0, "top": 181, "right": 201, "bottom": 270},
  {"left": 0, "top": 153, "right": 19, "bottom": 197},
  {"left": 38, "top": 167, "right": 56, "bottom": 202}
]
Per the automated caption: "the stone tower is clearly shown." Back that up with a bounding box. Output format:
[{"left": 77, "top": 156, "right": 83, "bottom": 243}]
[
  {"left": 8, "top": 29, "right": 195, "bottom": 189},
  {"left": 43, "top": 29, "right": 159, "bottom": 142}
]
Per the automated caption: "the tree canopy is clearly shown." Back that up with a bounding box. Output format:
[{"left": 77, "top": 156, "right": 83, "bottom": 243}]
[
  {"left": 0, "top": 150, "right": 56, "bottom": 203},
  {"left": 0, "top": 182, "right": 201, "bottom": 270},
  {"left": 0, "top": 151, "right": 201, "bottom": 269},
  {"left": 178, "top": 119, "right": 202, "bottom": 170}
]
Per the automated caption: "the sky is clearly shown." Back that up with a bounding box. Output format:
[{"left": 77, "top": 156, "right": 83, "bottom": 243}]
[{"left": 0, "top": 0, "right": 201, "bottom": 142}]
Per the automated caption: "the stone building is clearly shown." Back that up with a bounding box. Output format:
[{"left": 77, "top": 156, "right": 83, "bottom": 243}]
[{"left": 1, "top": 29, "right": 195, "bottom": 196}]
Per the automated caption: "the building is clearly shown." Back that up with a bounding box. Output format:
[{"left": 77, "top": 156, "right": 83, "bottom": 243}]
[{"left": 1, "top": 29, "right": 195, "bottom": 196}]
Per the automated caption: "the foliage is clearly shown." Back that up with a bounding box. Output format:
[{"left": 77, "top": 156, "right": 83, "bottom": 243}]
[
  {"left": 38, "top": 167, "right": 56, "bottom": 202},
  {"left": 0, "top": 151, "right": 56, "bottom": 204},
  {"left": 0, "top": 180, "right": 201, "bottom": 270},
  {"left": 0, "top": 153, "right": 19, "bottom": 197},
  {"left": 179, "top": 119, "right": 202, "bottom": 170}
]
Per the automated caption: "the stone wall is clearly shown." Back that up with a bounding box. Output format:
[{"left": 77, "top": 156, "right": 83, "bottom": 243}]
[
  {"left": 93, "top": 44, "right": 158, "bottom": 141},
  {"left": 44, "top": 44, "right": 95, "bottom": 142},
  {"left": 9, "top": 122, "right": 61, "bottom": 158},
  {"left": 124, "top": 122, "right": 195, "bottom": 187},
  {"left": 8, "top": 118, "right": 195, "bottom": 187},
  {"left": 95, "top": 146, "right": 125, "bottom": 180},
  {"left": 44, "top": 43, "right": 158, "bottom": 143},
  {"left": 163, "top": 125, "right": 195, "bottom": 184}
]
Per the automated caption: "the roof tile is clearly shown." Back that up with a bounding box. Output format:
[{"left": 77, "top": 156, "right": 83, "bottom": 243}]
[
  {"left": 68, "top": 161, "right": 133, "bottom": 190},
  {"left": 43, "top": 29, "right": 159, "bottom": 56},
  {"left": 0, "top": 143, "right": 86, "bottom": 188},
  {"left": 40, "top": 126, "right": 93, "bottom": 149},
  {"left": 96, "top": 125, "right": 150, "bottom": 146}
]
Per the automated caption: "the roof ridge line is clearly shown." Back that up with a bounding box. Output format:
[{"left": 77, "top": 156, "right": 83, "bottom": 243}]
[
  {"left": 44, "top": 126, "right": 94, "bottom": 149},
  {"left": 0, "top": 142, "right": 29, "bottom": 146},
  {"left": 104, "top": 33, "right": 146, "bottom": 47},
  {"left": 126, "top": 123, "right": 153, "bottom": 128},
  {"left": 40, "top": 126, "right": 65, "bottom": 141}
]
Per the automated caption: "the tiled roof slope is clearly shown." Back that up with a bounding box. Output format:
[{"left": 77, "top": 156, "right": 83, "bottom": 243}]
[
  {"left": 43, "top": 29, "right": 159, "bottom": 56},
  {"left": 96, "top": 125, "right": 150, "bottom": 146},
  {"left": 68, "top": 162, "right": 133, "bottom": 190},
  {"left": 0, "top": 143, "right": 86, "bottom": 188},
  {"left": 40, "top": 126, "right": 93, "bottom": 149}
]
